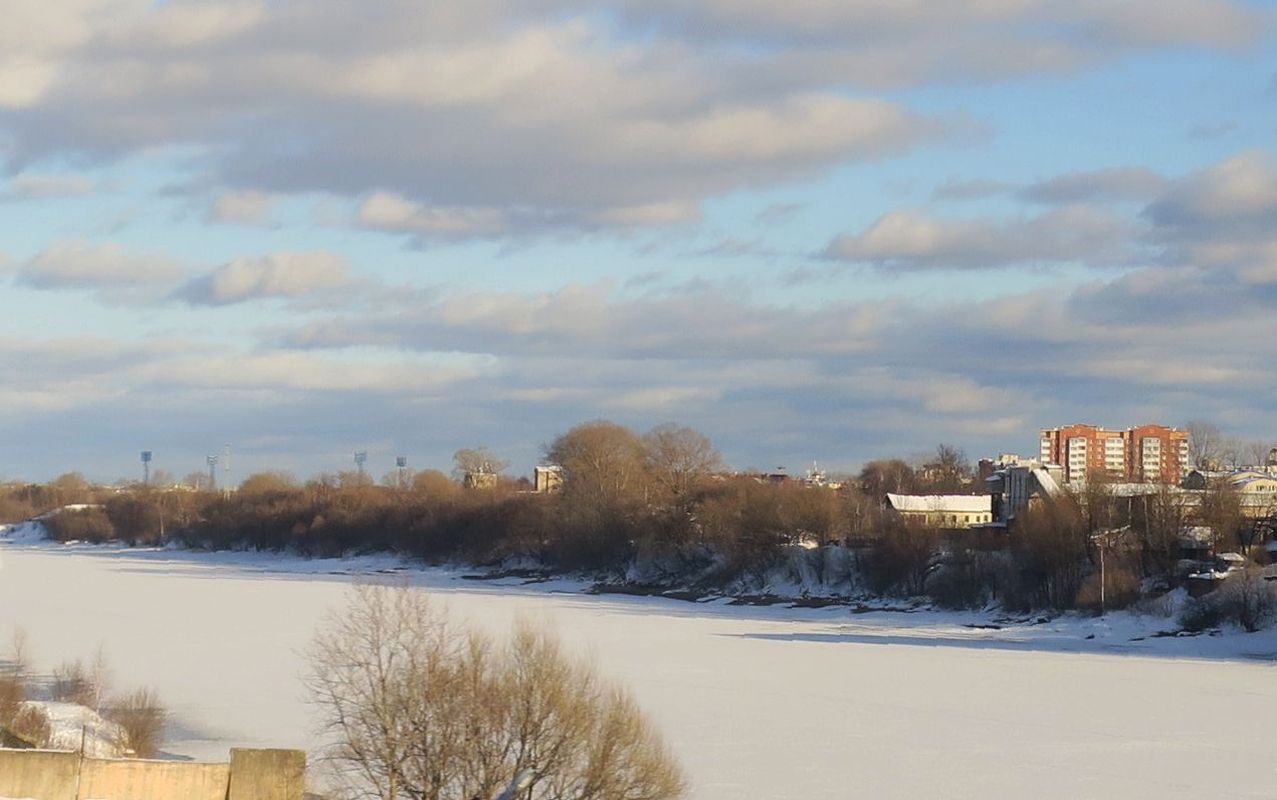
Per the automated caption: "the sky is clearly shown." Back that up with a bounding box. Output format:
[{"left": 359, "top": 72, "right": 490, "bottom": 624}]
[{"left": 1, "top": 0, "right": 1276, "bottom": 484}]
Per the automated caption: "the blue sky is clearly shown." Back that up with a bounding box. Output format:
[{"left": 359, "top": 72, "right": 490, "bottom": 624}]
[{"left": 1, "top": 0, "right": 1276, "bottom": 483}]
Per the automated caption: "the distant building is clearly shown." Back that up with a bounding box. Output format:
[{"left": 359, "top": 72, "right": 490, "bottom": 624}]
[
  {"left": 985, "top": 464, "right": 1065, "bottom": 525},
  {"left": 885, "top": 494, "right": 993, "bottom": 529},
  {"left": 464, "top": 471, "right": 498, "bottom": 490},
  {"left": 533, "top": 465, "right": 563, "bottom": 493},
  {"left": 1182, "top": 469, "right": 1277, "bottom": 520},
  {"left": 977, "top": 454, "right": 1039, "bottom": 482},
  {"left": 1039, "top": 424, "right": 1189, "bottom": 484}
]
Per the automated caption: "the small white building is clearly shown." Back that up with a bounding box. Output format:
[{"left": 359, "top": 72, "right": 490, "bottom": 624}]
[{"left": 885, "top": 494, "right": 994, "bottom": 528}]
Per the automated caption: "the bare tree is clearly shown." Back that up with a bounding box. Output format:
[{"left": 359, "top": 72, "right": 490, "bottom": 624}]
[
  {"left": 545, "top": 421, "right": 649, "bottom": 509},
  {"left": 1185, "top": 420, "right": 1222, "bottom": 469},
  {"left": 1200, "top": 480, "right": 1246, "bottom": 552},
  {"left": 453, "top": 448, "right": 511, "bottom": 481},
  {"left": 1244, "top": 440, "right": 1274, "bottom": 469},
  {"left": 182, "top": 471, "right": 213, "bottom": 492},
  {"left": 308, "top": 584, "right": 685, "bottom": 800},
  {"left": 1131, "top": 485, "right": 1190, "bottom": 577},
  {"left": 1219, "top": 437, "right": 1244, "bottom": 469},
  {"left": 923, "top": 444, "right": 971, "bottom": 493},
  {"left": 857, "top": 459, "right": 917, "bottom": 498},
  {"left": 642, "top": 424, "right": 722, "bottom": 504},
  {"left": 238, "top": 471, "right": 299, "bottom": 496}
]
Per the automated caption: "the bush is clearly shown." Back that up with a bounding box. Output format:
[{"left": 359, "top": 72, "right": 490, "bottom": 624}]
[
  {"left": 104, "top": 688, "right": 166, "bottom": 758},
  {"left": 863, "top": 519, "right": 939, "bottom": 597},
  {"left": 1180, "top": 569, "right": 1277, "bottom": 633},
  {"left": 0, "top": 674, "right": 24, "bottom": 730},
  {"left": 1074, "top": 562, "right": 1141, "bottom": 614},
  {"left": 51, "top": 657, "right": 107, "bottom": 708},
  {"left": 9, "top": 705, "right": 50, "bottom": 748},
  {"left": 927, "top": 549, "right": 1007, "bottom": 609},
  {"left": 43, "top": 507, "right": 116, "bottom": 544}
]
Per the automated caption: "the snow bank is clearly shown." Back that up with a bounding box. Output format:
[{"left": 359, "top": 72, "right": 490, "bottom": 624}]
[
  {"left": 19, "top": 701, "right": 126, "bottom": 758},
  {"left": 0, "top": 519, "right": 47, "bottom": 545}
]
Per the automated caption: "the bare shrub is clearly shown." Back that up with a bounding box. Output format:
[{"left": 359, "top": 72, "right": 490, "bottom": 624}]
[
  {"left": 308, "top": 584, "right": 686, "bottom": 800},
  {"left": 863, "top": 518, "right": 939, "bottom": 597},
  {"left": 9, "top": 705, "right": 51, "bottom": 748},
  {"left": 1180, "top": 569, "right": 1277, "bottom": 633},
  {"left": 1005, "top": 499, "right": 1088, "bottom": 611},
  {"left": 0, "top": 674, "right": 24, "bottom": 731},
  {"left": 43, "top": 507, "right": 116, "bottom": 543},
  {"left": 1074, "top": 562, "right": 1141, "bottom": 614},
  {"left": 51, "top": 651, "right": 110, "bottom": 709},
  {"left": 104, "top": 688, "right": 167, "bottom": 758}
]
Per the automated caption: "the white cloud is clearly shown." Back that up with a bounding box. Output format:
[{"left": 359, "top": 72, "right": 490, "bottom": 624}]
[
  {"left": 0, "top": 1, "right": 949, "bottom": 234},
  {"left": 1147, "top": 150, "right": 1277, "bottom": 238},
  {"left": 16, "top": 240, "right": 182, "bottom": 289},
  {"left": 178, "top": 251, "right": 353, "bottom": 306},
  {"left": 356, "top": 193, "right": 508, "bottom": 237},
  {"left": 825, "top": 206, "right": 1134, "bottom": 269}
]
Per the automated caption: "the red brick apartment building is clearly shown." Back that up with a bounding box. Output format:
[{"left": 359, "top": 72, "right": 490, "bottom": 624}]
[{"left": 1039, "top": 424, "right": 1189, "bottom": 484}]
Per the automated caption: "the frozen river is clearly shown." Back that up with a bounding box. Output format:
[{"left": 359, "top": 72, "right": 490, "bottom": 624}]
[{"left": 1, "top": 542, "right": 1275, "bottom": 798}]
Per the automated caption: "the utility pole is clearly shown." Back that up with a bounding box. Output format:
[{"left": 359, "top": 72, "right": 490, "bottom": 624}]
[{"left": 223, "top": 442, "right": 232, "bottom": 497}]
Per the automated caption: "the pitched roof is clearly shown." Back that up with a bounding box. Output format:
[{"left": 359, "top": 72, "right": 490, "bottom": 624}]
[{"left": 886, "top": 494, "right": 992, "bottom": 514}]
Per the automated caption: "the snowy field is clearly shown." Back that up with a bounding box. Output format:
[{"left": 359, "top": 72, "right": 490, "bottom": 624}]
[{"left": 2, "top": 538, "right": 1276, "bottom": 799}]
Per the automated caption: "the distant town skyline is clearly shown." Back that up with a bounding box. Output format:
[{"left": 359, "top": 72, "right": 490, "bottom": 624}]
[{"left": 1, "top": 1, "right": 1275, "bottom": 482}]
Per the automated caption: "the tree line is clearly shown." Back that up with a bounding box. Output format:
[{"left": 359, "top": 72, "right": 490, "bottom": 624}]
[{"left": 4, "top": 420, "right": 1274, "bottom": 620}]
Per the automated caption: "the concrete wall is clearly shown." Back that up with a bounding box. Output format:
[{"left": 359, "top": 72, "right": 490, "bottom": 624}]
[
  {"left": 0, "top": 747, "right": 305, "bottom": 800},
  {"left": 0, "top": 749, "right": 81, "bottom": 800},
  {"left": 228, "top": 748, "right": 306, "bottom": 800},
  {"left": 77, "top": 758, "right": 231, "bottom": 800}
]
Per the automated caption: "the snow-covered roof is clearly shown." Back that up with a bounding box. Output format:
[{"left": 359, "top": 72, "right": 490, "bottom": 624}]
[
  {"left": 886, "top": 494, "right": 992, "bottom": 514},
  {"left": 1106, "top": 483, "right": 1191, "bottom": 497},
  {"left": 1032, "top": 467, "right": 1063, "bottom": 498}
]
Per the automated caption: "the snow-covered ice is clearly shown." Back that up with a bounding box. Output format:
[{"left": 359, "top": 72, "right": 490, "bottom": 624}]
[{"left": 1, "top": 538, "right": 1275, "bottom": 798}]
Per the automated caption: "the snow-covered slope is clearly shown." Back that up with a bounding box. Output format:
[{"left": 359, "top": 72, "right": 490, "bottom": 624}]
[
  {"left": 0, "top": 518, "right": 47, "bottom": 545},
  {"left": 17, "top": 701, "right": 126, "bottom": 758}
]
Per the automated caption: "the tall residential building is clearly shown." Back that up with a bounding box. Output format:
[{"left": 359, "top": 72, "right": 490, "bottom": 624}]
[{"left": 1039, "top": 424, "right": 1189, "bottom": 484}]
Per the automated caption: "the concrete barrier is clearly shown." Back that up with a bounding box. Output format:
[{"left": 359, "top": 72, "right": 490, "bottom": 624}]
[
  {"left": 0, "top": 749, "right": 81, "bottom": 800},
  {"left": 228, "top": 748, "right": 306, "bottom": 800},
  {"left": 0, "top": 747, "right": 305, "bottom": 800},
  {"left": 77, "top": 757, "right": 231, "bottom": 800}
]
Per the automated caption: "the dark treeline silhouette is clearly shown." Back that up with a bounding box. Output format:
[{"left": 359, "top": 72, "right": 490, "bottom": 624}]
[{"left": 4, "top": 423, "right": 1274, "bottom": 620}]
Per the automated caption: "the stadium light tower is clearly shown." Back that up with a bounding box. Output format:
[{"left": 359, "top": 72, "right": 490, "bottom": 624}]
[
  {"left": 354, "top": 450, "right": 368, "bottom": 478},
  {"left": 140, "top": 451, "right": 153, "bottom": 486}
]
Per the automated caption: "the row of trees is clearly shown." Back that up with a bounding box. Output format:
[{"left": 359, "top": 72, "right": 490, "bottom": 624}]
[
  {"left": 7, "top": 421, "right": 1272, "bottom": 615},
  {"left": 1185, "top": 420, "right": 1276, "bottom": 470}
]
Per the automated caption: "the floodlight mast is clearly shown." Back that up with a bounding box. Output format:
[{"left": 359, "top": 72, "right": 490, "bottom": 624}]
[
  {"left": 140, "top": 451, "right": 153, "bottom": 486},
  {"left": 354, "top": 450, "right": 368, "bottom": 478}
]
